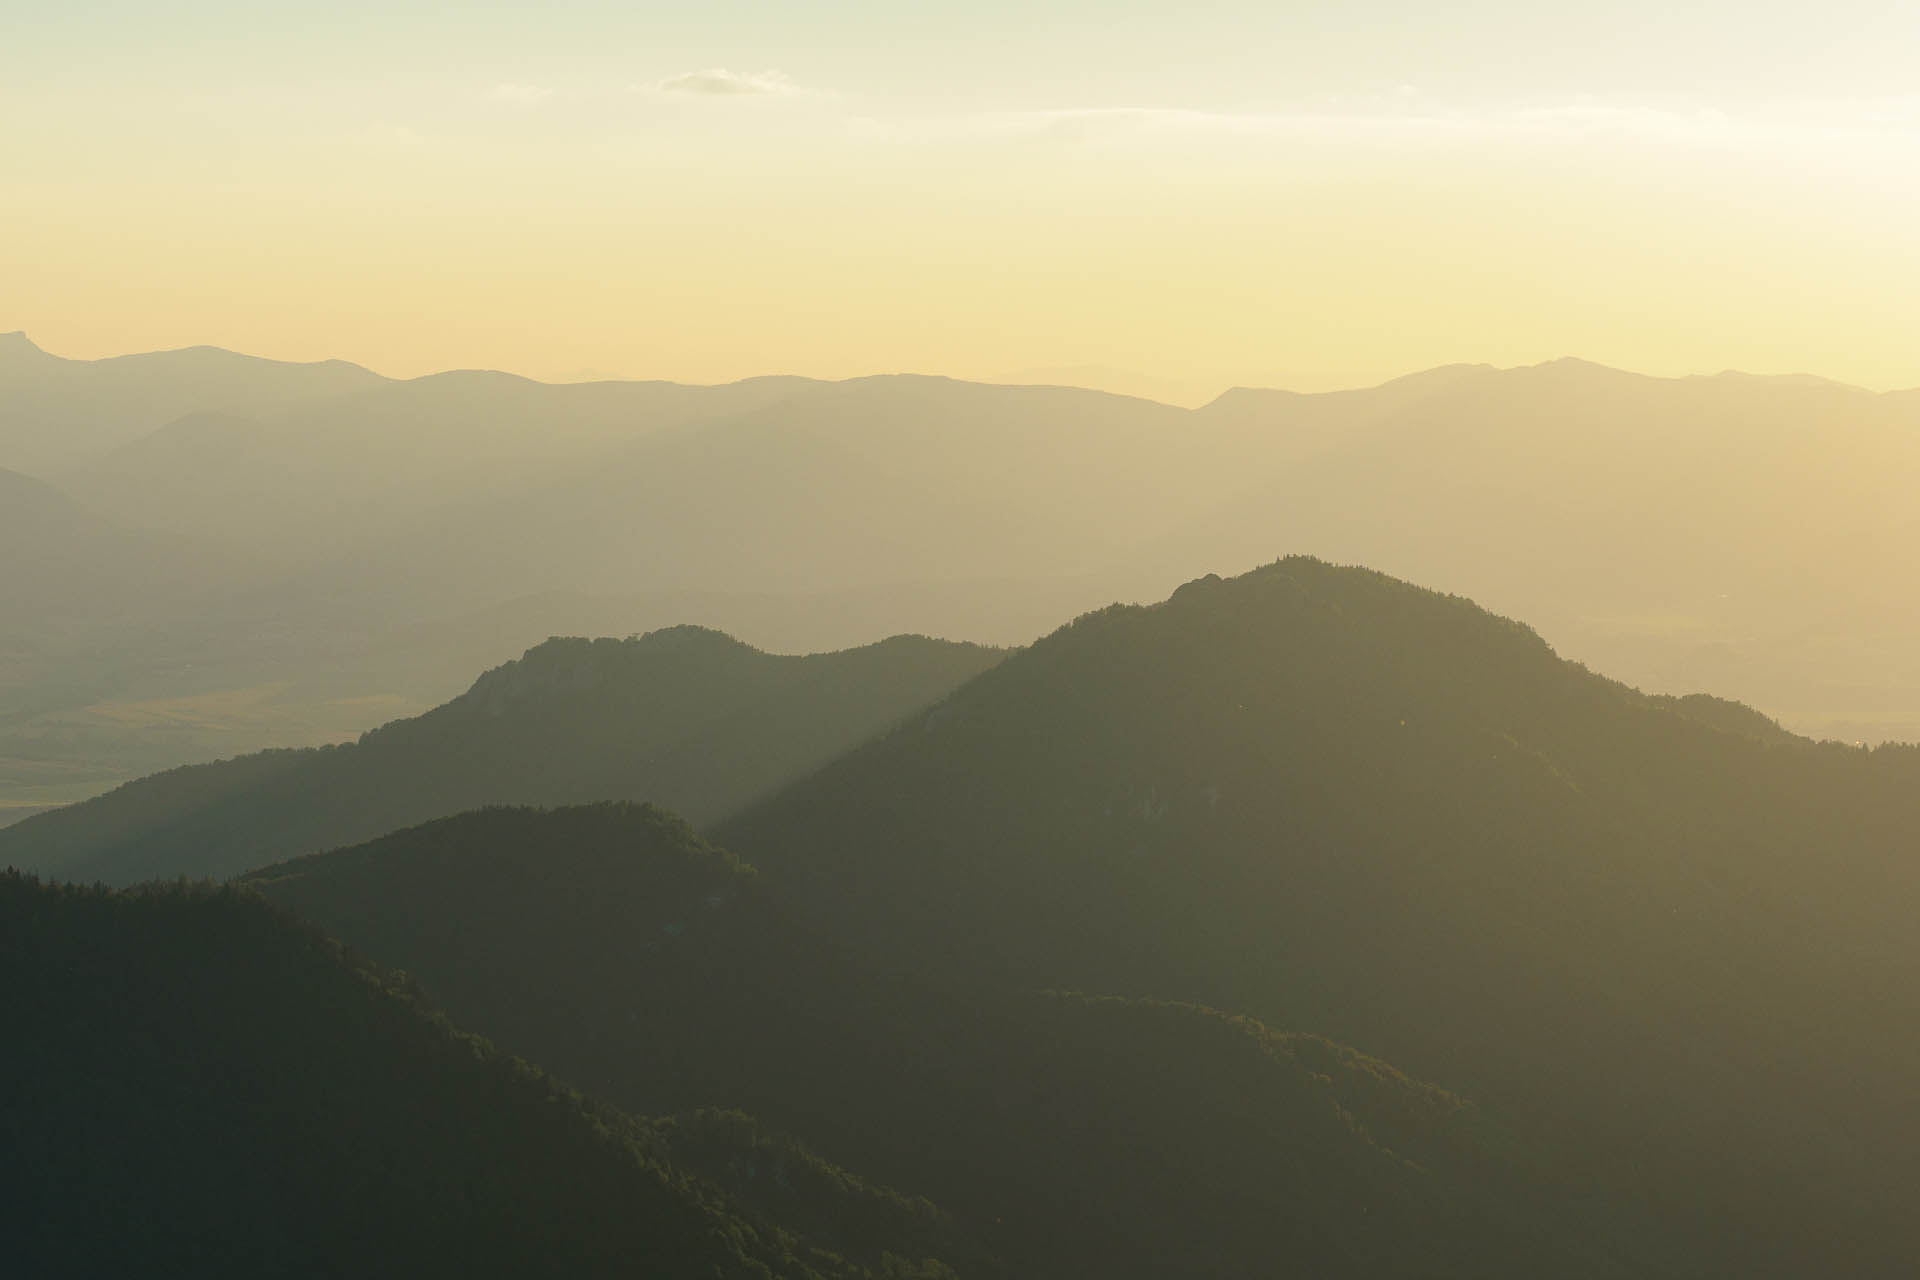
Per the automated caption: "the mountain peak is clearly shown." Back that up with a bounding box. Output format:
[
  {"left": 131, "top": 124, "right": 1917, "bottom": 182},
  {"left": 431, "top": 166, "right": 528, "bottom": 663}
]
[
  {"left": 634, "top": 622, "right": 758, "bottom": 650},
  {"left": 1523, "top": 355, "right": 1635, "bottom": 378},
  {"left": 0, "top": 330, "right": 60, "bottom": 372}
]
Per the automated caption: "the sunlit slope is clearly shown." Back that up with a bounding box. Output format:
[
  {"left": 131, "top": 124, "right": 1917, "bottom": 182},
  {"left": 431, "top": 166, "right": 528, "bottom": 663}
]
[
  {"left": 0, "top": 869, "right": 966, "bottom": 1279},
  {"left": 249, "top": 803, "right": 1651, "bottom": 1280},
  {"left": 0, "top": 627, "right": 1001, "bottom": 884},
  {"left": 716, "top": 557, "right": 1920, "bottom": 1276}
]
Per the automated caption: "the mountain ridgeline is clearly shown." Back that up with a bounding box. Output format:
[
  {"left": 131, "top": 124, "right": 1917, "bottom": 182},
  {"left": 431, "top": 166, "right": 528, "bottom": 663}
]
[
  {"left": 16, "top": 554, "right": 1920, "bottom": 1273},
  {"left": 199, "top": 557, "right": 1920, "bottom": 1275},
  {"left": 0, "top": 330, "right": 383, "bottom": 476},
  {"left": 0, "top": 627, "right": 1001, "bottom": 885},
  {"left": 7, "top": 343, "right": 1920, "bottom": 824}
]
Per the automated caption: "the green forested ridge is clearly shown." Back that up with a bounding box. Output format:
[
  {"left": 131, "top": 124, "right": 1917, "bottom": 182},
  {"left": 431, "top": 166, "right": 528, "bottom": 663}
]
[
  {"left": 712, "top": 557, "right": 1920, "bottom": 1275},
  {"left": 0, "top": 626, "right": 1001, "bottom": 885},
  {"left": 0, "top": 869, "right": 966, "bottom": 1280},
  {"left": 249, "top": 803, "right": 1663, "bottom": 1278}
]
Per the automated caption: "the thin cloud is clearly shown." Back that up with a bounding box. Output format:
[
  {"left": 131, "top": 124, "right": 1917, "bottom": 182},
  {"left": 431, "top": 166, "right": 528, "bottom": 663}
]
[{"left": 655, "top": 68, "right": 798, "bottom": 97}]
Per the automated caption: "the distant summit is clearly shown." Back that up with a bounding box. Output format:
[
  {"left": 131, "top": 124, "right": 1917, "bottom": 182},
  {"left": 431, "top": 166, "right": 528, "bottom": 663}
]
[
  {"left": 0, "top": 330, "right": 61, "bottom": 378},
  {"left": 1200, "top": 361, "right": 1497, "bottom": 410}
]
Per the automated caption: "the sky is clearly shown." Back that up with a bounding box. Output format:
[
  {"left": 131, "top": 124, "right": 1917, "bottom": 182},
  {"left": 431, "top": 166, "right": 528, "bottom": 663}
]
[{"left": 6, "top": 1, "right": 1919, "bottom": 399}]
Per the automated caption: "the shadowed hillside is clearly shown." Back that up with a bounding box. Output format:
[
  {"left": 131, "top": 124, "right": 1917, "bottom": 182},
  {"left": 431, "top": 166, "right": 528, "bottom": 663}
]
[
  {"left": 712, "top": 557, "right": 1920, "bottom": 1276},
  {"left": 248, "top": 803, "right": 1655, "bottom": 1279},
  {"left": 0, "top": 627, "right": 1001, "bottom": 884},
  {"left": 0, "top": 869, "right": 969, "bottom": 1279}
]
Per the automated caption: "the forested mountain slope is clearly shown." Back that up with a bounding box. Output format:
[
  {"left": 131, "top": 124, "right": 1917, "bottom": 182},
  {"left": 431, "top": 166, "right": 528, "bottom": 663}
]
[
  {"left": 714, "top": 557, "right": 1920, "bottom": 1276},
  {"left": 249, "top": 803, "right": 1656, "bottom": 1279},
  {"left": 0, "top": 869, "right": 966, "bottom": 1279},
  {"left": 0, "top": 628, "right": 1000, "bottom": 885}
]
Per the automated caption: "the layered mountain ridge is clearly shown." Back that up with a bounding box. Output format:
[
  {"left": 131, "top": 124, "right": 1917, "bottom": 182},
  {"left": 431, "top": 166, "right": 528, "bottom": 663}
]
[
  {"left": 7, "top": 338, "right": 1917, "bottom": 821},
  {"left": 20, "top": 555, "right": 1920, "bottom": 1274},
  {"left": 0, "top": 626, "right": 1000, "bottom": 884}
]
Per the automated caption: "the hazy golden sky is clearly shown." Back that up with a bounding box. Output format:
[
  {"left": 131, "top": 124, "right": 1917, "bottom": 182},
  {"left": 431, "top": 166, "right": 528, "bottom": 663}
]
[{"left": 7, "top": 2, "right": 1918, "bottom": 398}]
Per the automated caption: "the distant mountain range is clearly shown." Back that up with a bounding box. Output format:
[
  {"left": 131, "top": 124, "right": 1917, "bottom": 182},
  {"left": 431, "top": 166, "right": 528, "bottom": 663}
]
[
  {"left": 60, "top": 368, "right": 828, "bottom": 561},
  {"left": 5, "top": 332, "right": 1917, "bottom": 818},
  {"left": 0, "top": 330, "right": 382, "bottom": 475}
]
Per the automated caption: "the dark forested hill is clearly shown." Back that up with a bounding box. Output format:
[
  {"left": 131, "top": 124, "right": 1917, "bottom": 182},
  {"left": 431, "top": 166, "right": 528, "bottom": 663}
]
[
  {"left": 0, "top": 627, "right": 1001, "bottom": 885},
  {"left": 247, "top": 803, "right": 1654, "bottom": 1279},
  {"left": 0, "top": 869, "right": 966, "bottom": 1279},
  {"left": 711, "top": 557, "right": 1920, "bottom": 1276}
]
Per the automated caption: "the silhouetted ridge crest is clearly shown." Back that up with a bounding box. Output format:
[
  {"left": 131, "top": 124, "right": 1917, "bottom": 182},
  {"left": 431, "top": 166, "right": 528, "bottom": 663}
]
[
  {"left": 0, "top": 329, "right": 55, "bottom": 366},
  {"left": 453, "top": 628, "right": 759, "bottom": 713},
  {"left": 1, "top": 627, "right": 1001, "bottom": 883},
  {"left": 1648, "top": 692, "right": 1802, "bottom": 746}
]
